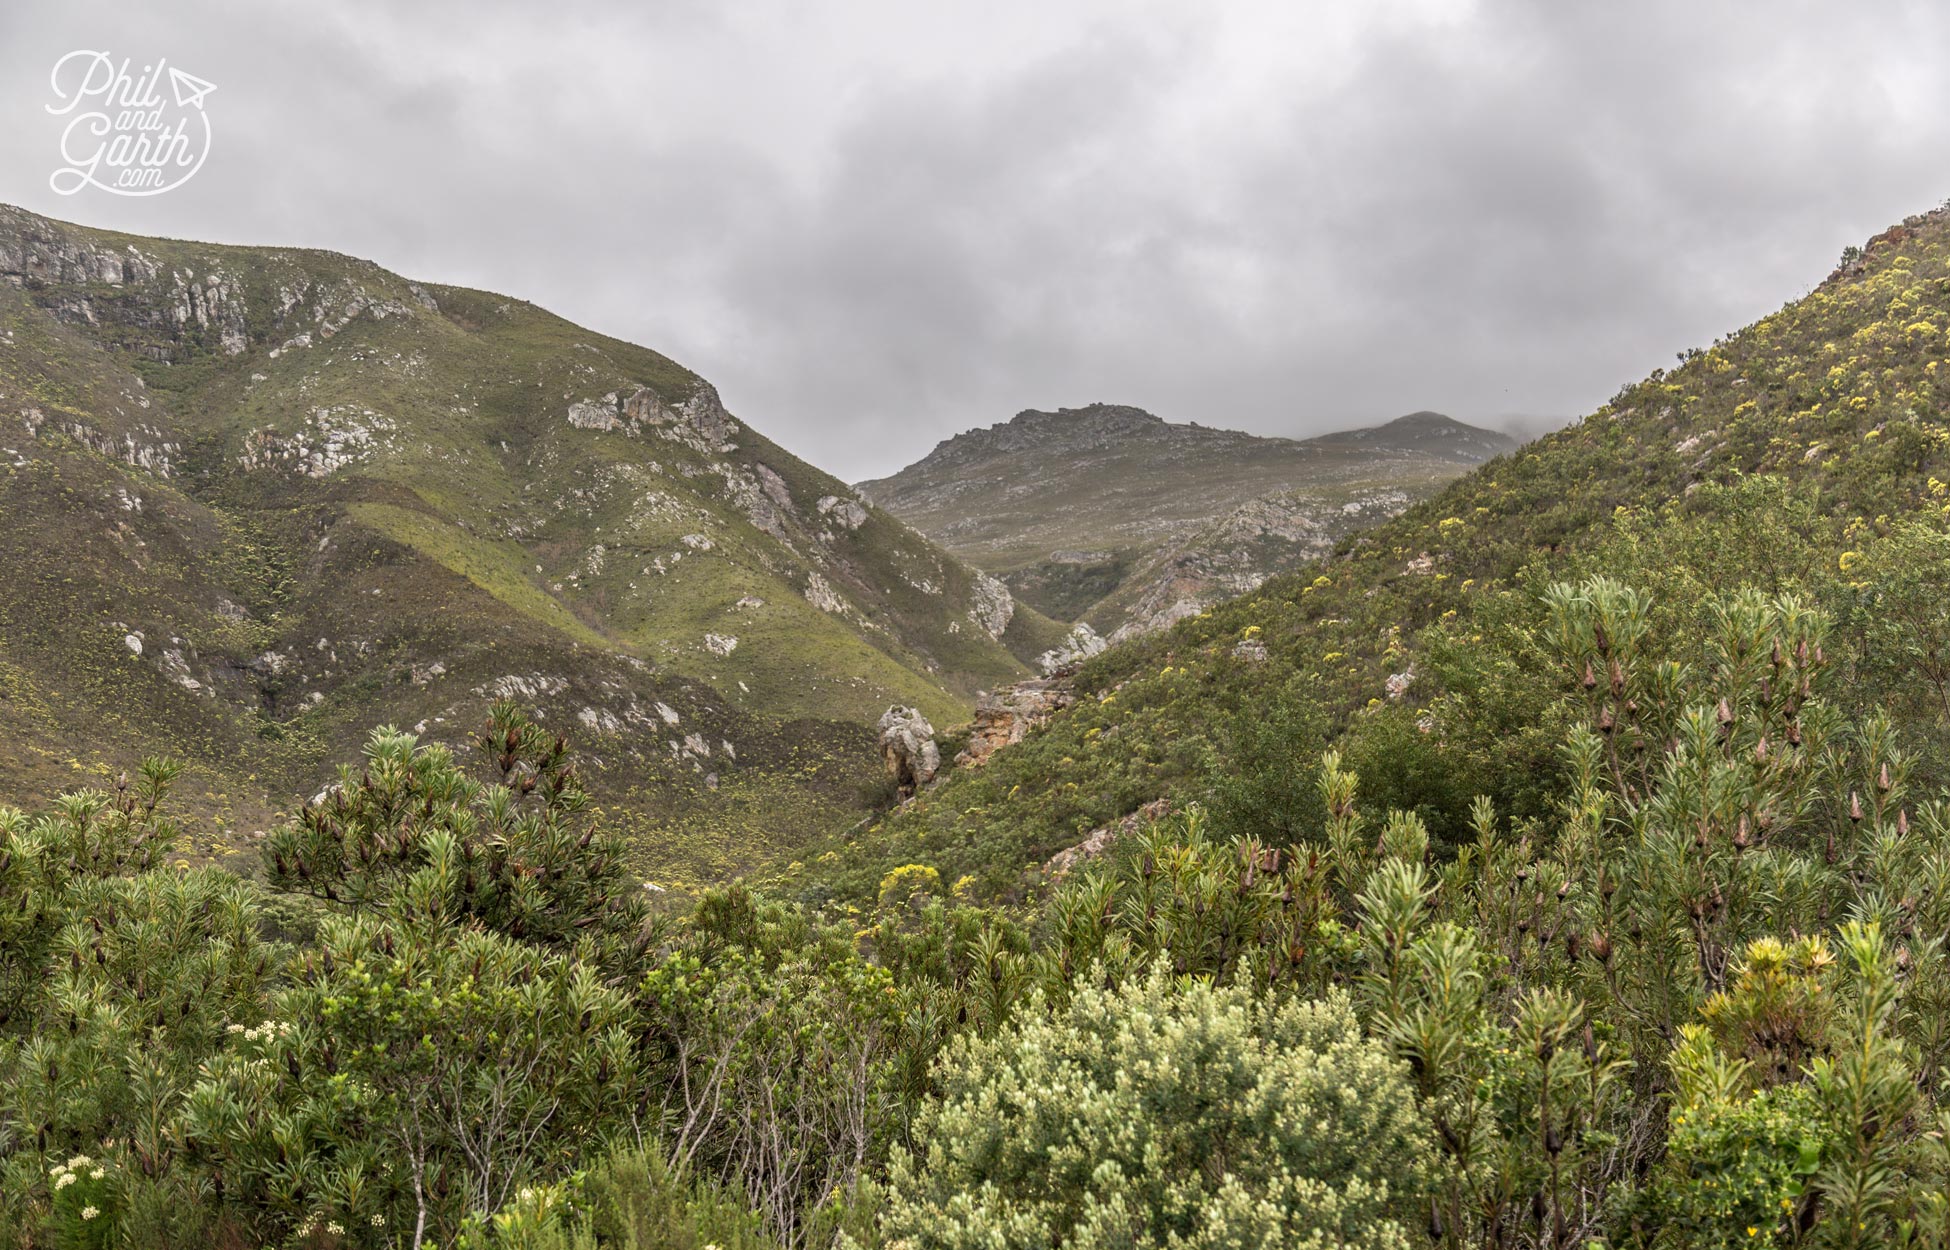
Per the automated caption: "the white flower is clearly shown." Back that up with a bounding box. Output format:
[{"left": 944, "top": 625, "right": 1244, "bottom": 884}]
[
  {"left": 54, "top": 1173, "right": 76, "bottom": 1190},
  {"left": 89, "top": 1169, "right": 104, "bottom": 1180},
  {"left": 66, "top": 1155, "right": 92, "bottom": 1169},
  {"left": 80, "top": 1206, "right": 99, "bottom": 1221},
  {"left": 371, "top": 1214, "right": 386, "bottom": 1227},
  {"left": 226, "top": 1023, "right": 246, "bottom": 1034},
  {"left": 326, "top": 1221, "right": 345, "bottom": 1235}
]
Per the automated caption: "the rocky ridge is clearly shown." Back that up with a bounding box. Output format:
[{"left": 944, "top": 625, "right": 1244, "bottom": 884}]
[{"left": 859, "top": 403, "right": 1515, "bottom": 636}]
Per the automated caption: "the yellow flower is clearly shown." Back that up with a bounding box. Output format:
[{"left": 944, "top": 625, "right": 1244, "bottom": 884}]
[{"left": 1839, "top": 550, "right": 1862, "bottom": 573}]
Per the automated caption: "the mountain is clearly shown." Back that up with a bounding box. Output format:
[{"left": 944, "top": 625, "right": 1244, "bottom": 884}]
[
  {"left": 815, "top": 203, "right": 1950, "bottom": 901},
  {"left": 0, "top": 204, "right": 1067, "bottom": 884},
  {"left": 857, "top": 404, "right": 1514, "bottom": 639}
]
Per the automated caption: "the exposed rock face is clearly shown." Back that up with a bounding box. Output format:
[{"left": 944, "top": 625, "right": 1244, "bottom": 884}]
[
  {"left": 877, "top": 705, "right": 941, "bottom": 797},
  {"left": 1104, "top": 487, "right": 1412, "bottom": 643},
  {"left": 955, "top": 675, "right": 1077, "bottom": 769},
  {"left": 567, "top": 383, "right": 741, "bottom": 454},
  {"left": 805, "top": 570, "right": 847, "bottom": 614},
  {"left": 1037, "top": 622, "right": 1107, "bottom": 675},
  {"left": 967, "top": 571, "right": 1016, "bottom": 639},
  {"left": 1046, "top": 797, "right": 1171, "bottom": 879},
  {"left": 0, "top": 204, "right": 405, "bottom": 367},
  {"left": 817, "top": 494, "right": 869, "bottom": 530}
]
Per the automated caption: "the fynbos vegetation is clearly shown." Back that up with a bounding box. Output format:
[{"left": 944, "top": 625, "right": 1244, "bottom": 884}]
[{"left": 9, "top": 201, "right": 1950, "bottom": 1250}]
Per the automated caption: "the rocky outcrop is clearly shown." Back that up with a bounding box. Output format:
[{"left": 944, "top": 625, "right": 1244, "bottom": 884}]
[
  {"left": 1036, "top": 622, "right": 1107, "bottom": 675},
  {"left": 878, "top": 705, "right": 941, "bottom": 798},
  {"left": 955, "top": 675, "right": 1077, "bottom": 769},
  {"left": 569, "top": 383, "right": 741, "bottom": 454},
  {"left": 817, "top": 494, "right": 869, "bottom": 530},
  {"left": 1045, "top": 797, "right": 1171, "bottom": 879},
  {"left": 967, "top": 572, "right": 1016, "bottom": 639},
  {"left": 0, "top": 206, "right": 414, "bottom": 365},
  {"left": 0, "top": 205, "right": 159, "bottom": 287},
  {"left": 1102, "top": 485, "right": 1418, "bottom": 643}
]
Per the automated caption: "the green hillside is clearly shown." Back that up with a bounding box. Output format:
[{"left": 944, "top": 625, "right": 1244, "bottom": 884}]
[
  {"left": 14, "top": 202, "right": 1950, "bottom": 1250},
  {"left": 817, "top": 203, "right": 1950, "bottom": 901},
  {"left": 0, "top": 204, "right": 1064, "bottom": 885}
]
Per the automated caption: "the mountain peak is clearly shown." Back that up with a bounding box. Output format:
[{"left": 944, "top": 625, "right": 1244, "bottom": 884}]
[
  {"left": 860, "top": 404, "right": 1510, "bottom": 633},
  {"left": 1314, "top": 411, "right": 1518, "bottom": 463}
]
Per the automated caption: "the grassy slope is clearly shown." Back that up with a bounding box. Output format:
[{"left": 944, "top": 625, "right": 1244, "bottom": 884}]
[
  {"left": 807, "top": 205, "right": 1950, "bottom": 900},
  {"left": 0, "top": 205, "right": 1056, "bottom": 886}
]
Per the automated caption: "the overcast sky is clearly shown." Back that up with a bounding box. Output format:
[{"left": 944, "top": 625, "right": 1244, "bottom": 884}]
[{"left": 3, "top": 1, "right": 1947, "bottom": 480}]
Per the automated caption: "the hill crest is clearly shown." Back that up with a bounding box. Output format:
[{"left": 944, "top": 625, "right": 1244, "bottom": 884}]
[{"left": 859, "top": 403, "right": 1513, "bottom": 633}]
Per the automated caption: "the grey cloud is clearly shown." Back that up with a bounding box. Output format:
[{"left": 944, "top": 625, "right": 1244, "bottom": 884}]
[{"left": 1, "top": 1, "right": 1947, "bottom": 479}]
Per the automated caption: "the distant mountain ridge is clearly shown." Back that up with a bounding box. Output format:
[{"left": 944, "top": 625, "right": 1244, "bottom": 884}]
[{"left": 859, "top": 403, "right": 1514, "bottom": 638}]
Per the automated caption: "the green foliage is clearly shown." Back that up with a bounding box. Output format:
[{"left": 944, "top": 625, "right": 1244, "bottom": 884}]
[
  {"left": 19, "top": 205, "right": 1950, "bottom": 1250},
  {"left": 1843, "top": 518, "right": 1950, "bottom": 726},
  {"left": 44, "top": 1154, "right": 119, "bottom": 1250},
  {"left": 1203, "top": 680, "right": 1327, "bottom": 845},
  {"left": 1644, "top": 1029, "right": 1824, "bottom": 1249},
  {"left": 850, "top": 203, "right": 1950, "bottom": 904},
  {"left": 180, "top": 913, "right": 636, "bottom": 1246},
  {"left": 263, "top": 702, "right": 649, "bottom": 965},
  {"left": 876, "top": 966, "right": 1429, "bottom": 1250},
  {"left": 584, "top": 1153, "right": 770, "bottom": 1250},
  {"left": 637, "top": 888, "right": 906, "bottom": 1246}
]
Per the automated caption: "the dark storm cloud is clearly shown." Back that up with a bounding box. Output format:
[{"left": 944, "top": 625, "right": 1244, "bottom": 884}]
[{"left": 2, "top": 1, "right": 1947, "bottom": 479}]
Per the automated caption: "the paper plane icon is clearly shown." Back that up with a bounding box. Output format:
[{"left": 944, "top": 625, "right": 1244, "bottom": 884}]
[{"left": 168, "top": 67, "right": 217, "bottom": 110}]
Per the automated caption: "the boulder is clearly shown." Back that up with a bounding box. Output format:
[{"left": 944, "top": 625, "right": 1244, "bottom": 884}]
[{"left": 877, "top": 705, "right": 941, "bottom": 797}]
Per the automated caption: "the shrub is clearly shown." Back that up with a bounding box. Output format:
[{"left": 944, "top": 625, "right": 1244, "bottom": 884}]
[
  {"left": 876, "top": 864, "right": 940, "bottom": 909},
  {"left": 875, "top": 965, "right": 1428, "bottom": 1249},
  {"left": 1640, "top": 1027, "right": 1825, "bottom": 1248},
  {"left": 581, "top": 1148, "right": 780, "bottom": 1250}
]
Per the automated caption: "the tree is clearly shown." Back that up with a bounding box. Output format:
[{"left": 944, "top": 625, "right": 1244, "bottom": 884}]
[{"left": 263, "top": 703, "right": 649, "bottom": 970}]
